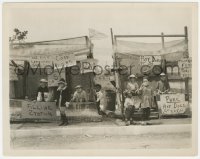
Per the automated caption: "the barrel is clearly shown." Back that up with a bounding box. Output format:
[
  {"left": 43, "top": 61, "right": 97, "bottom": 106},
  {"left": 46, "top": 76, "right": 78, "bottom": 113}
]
[{"left": 104, "top": 90, "right": 116, "bottom": 111}]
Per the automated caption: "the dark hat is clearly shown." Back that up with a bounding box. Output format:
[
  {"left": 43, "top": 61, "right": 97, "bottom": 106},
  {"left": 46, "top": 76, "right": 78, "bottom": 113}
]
[
  {"left": 95, "top": 84, "right": 102, "bottom": 89},
  {"left": 58, "top": 78, "right": 66, "bottom": 85}
]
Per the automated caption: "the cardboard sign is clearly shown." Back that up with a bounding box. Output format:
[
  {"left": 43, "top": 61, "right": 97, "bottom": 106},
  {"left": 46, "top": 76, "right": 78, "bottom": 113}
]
[
  {"left": 54, "top": 52, "right": 76, "bottom": 68},
  {"left": 47, "top": 70, "right": 65, "bottom": 87},
  {"left": 140, "top": 55, "right": 161, "bottom": 66},
  {"left": 80, "top": 58, "right": 98, "bottom": 73},
  {"left": 178, "top": 57, "right": 192, "bottom": 78},
  {"left": 158, "top": 94, "right": 188, "bottom": 115},
  {"left": 22, "top": 101, "right": 57, "bottom": 120}
]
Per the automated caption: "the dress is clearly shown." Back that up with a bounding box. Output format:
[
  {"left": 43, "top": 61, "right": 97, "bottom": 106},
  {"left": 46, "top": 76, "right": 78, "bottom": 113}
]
[
  {"left": 126, "top": 82, "right": 140, "bottom": 108},
  {"left": 139, "top": 86, "right": 153, "bottom": 108}
]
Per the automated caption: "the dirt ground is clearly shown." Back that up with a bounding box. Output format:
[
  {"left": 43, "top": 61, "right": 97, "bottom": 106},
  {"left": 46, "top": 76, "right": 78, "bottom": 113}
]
[{"left": 11, "top": 132, "right": 191, "bottom": 149}]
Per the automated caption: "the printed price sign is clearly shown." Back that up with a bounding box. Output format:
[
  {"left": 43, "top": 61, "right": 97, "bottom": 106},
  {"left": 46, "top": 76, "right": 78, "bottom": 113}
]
[
  {"left": 158, "top": 94, "right": 188, "bottom": 115},
  {"left": 22, "top": 101, "right": 57, "bottom": 120}
]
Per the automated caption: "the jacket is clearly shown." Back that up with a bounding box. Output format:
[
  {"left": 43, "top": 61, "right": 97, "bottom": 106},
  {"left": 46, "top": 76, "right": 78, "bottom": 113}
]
[{"left": 56, "top": 86, "right": 71, "bottom": 107}]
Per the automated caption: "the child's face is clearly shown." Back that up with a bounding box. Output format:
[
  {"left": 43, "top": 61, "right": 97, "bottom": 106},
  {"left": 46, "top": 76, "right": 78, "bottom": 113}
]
[{"left": 143, "top": 79, "right": 149, "bottom": 86}]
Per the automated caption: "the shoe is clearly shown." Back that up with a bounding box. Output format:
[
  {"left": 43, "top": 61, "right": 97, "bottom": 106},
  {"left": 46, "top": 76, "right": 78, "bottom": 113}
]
[
  {"left": 59, "top": 122, "right": 65, "bottom": 126},
  {"left": 125, "top": 121, "right": 130, "bottom": 126},
  {"left": 64, "top": 122, "right": 68, "bottom": 126}
]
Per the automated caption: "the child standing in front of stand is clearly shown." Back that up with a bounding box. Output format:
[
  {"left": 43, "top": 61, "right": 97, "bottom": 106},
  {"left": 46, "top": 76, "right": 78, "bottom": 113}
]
[
  {"left": 124, "top": 91, "right": 135, "bottom": 126},
  {"left": 56, "top": 78, "right": 71, "bottom": 126},
  {"left": 138, "top": 77, "right": 154, "bottom": 123}
]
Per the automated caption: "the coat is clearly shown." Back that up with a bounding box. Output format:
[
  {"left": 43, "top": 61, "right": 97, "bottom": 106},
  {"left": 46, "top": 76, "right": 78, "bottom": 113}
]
[{"left": 56, "top": 87, "right": 71, "bottom": 107}]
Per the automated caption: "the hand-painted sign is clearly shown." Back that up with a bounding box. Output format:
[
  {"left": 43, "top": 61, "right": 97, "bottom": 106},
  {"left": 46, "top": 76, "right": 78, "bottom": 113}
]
[
  {"left": 158, "top": 94, "right": 188, "bottom": 115},
  {"left": 54, "top": 52, "right": 76, "bottom": 68},
  {"left": 178, "top": 57, "right": 192, "bottom": 78},
  {"left": 47, "top": 70, "right": 65, "bottom": 87},
  {"left": 140, "top": 55, "right": 161, "bottom": 66},
  {"left": 22, "top": 101, "right": 57, "bottom": 120}
]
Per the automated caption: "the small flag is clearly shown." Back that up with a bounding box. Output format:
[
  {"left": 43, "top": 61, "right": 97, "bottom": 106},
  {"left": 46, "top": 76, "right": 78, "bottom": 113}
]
[{"left": 89, "top": 28, "right": 108, "bottom": 40}]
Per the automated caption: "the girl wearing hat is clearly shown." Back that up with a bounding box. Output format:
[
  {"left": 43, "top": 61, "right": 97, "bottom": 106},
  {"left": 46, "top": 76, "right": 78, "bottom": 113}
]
[
  {"left": 126, "top": 74, "right": 140, "bottom": 108},
  {"left": 138, "top": 77, "right": 154, "bottom": 122},
  {"left": 56, "top": 78, "right": 71, "bottom": 126},
  {"left": 36, "top": 79, "right": 49, "bottom": 102}
]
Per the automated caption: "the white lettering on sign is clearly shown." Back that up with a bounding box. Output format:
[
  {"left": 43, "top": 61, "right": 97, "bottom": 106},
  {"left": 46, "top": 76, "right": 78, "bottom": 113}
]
[
  {"left": 178, "top": 57, "right": 192, "bottom": 78},
  {"left": 22, "top": 101, "right": 57, "bottom": 120},
  {"left": 158, "top": 94, "right": 188, "bottom": 115},
  {"left": 140, "top": 55, "right": 161, "bottom": 66}
]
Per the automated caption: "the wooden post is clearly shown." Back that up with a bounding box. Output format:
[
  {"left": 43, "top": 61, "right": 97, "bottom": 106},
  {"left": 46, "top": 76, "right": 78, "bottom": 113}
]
[
  {"left": 110, "top": 28, "right": 122, "bottom": 114},
  {"left": 184, "top": 26, "right": 189, "bottom": 101},
  {"left": 161, "top": 32, "right": 165, "bottom": 49},
  {"left": 23, "top": 61, "right": 28, "bottom": 98}
]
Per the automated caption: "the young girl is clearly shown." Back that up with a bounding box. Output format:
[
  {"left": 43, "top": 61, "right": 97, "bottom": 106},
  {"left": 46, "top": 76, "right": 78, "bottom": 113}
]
[
  {"left": 138, "top": 77, "right": 154, "bottom": 121},
  {"left": 124, "top": 91, "right": 135, "bottom": 126}
]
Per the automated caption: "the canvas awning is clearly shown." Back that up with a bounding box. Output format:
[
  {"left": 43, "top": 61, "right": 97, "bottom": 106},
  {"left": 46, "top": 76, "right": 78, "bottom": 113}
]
[
  {"left": 10, "top": 36, "right": 91, "bottom": 61},
  {"left": 116, "top": 39, "right": 187, "bottom": 56}
]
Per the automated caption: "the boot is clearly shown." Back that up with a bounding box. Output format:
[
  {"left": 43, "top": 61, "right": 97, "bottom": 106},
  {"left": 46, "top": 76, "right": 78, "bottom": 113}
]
[
  {"left": 64, "top": 116, "right": 69, "bottom": 126},
  {"left": 59, "top": 115, "right": 65, "bottom": 126}
]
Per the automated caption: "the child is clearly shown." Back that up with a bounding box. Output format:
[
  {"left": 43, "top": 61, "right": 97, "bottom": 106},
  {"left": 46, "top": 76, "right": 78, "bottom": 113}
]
[
  {"left": 95, "top": 84, "right": 105, "bottom": 115},
  {"left": 124, "top": 90, "right": 135, "bottom": 126},
  {"left": 56, "top": 78, "right": 71, "bottom": 126},
  {"left": 138, "top": 77, "right": 154, "bottom": 122}
]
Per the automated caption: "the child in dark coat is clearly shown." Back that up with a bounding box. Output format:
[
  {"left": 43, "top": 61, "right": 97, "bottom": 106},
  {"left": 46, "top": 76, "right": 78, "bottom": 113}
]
[{"left": 56, "top": 78, "right": 71, "bottom": 126}]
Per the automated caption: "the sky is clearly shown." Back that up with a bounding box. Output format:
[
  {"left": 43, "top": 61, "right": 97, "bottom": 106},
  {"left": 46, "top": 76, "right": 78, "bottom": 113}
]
[{"left": 6, "top": 3, "right": 196, "bottom": 66}]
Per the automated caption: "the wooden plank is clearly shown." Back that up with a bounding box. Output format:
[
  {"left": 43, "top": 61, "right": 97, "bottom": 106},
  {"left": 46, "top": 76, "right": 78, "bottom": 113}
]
[{"left": 115, "top": 34, "right": 186, "bottom": 38}]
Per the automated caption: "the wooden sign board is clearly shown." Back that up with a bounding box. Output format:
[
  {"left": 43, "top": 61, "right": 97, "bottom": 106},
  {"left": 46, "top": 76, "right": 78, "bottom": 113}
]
[
  {"left": 158, "top": 94, "right": 188, "bottom": 115},
  {"left": 22, "top": 101, "right": 57, "bottom": 120}
]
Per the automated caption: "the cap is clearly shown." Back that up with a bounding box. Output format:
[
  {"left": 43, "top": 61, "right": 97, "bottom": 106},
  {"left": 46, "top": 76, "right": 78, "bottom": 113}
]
[{"left": 40, "top": 79, "right": 48, "bottom": 83}]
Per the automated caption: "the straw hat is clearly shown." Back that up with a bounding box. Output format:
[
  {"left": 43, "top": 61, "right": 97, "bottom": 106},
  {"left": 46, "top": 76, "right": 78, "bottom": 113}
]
[
  {"left": 128, "top": 74, "right": 136, "bottom": 79},
  {"left": 160, "top": 72, "right": 166, "bottom": 76},
  {"left": 75, "top": 85, "right": 82, "bottom": 89},
  {"left": 40, "top": 79, "right": 48, "bottom": 83}
]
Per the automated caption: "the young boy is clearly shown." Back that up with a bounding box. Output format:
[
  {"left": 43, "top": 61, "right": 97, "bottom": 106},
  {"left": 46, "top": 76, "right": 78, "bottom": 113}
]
[{"left": 124, "top": 91, "right": 135, "bottom": 126}]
